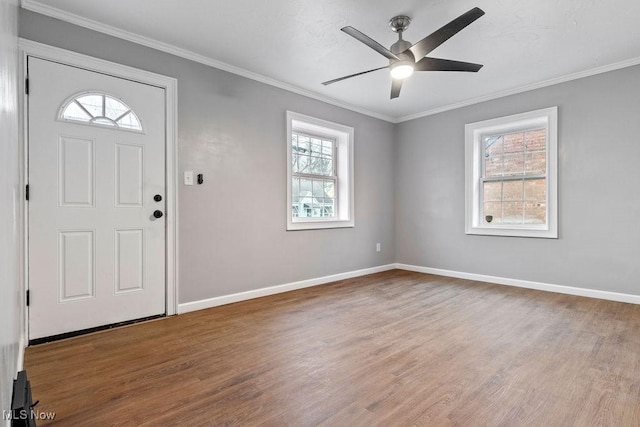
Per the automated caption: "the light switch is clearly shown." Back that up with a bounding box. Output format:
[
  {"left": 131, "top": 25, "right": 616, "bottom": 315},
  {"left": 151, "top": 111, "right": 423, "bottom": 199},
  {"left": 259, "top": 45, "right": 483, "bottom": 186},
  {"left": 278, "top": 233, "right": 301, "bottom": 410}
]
[{"left": 184, "top": 171, "right": 194, "bottom": 185}]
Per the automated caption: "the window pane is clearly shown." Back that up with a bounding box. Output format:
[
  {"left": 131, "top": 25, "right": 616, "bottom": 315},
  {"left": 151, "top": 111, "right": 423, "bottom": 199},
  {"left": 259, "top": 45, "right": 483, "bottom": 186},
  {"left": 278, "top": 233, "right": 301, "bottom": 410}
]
[
  {"left": 322, "top": 198, "right": 335, "bottom": 217},
  {"left": 484, "top": 135, "right": 503, "bottom": 157},
  {"left": 502, "top": 180, "right": 523, "bottom": 201},
  {"left": 502, "top": 202, "right": 524, "bottom": 224},
  {"left": 291, "top": 196, "right": 300, "bottom": 218},
  {"left": 62, "top": 102, "right": 91, "bottom": 121},
  {"left": 525, "top": 202, "right": 546, "bottom": 224},
  {"left": 105, "top": 96, "right": 129, "bottom": 120},
  {"left": 61, "top": 93, "right": 142, "bottom": 131},
  {"left": 291, "top": 134, "right": 298, "bottom": 148},
  {"left": 525, "top": 129, "right": 546, "bottom": 151},
  {"left": 77, "top": 94, "right": 103, "bottom": 117},
  {"left": 525, "top": 151, "right": 546, "bottom": 175},
  {"left": 483, "top": 202, "right": 502, "bottom": 224},
  {"left": 297, "top": 155, "right": 310, "bottom": 173},
  {"left": 312, "top": 179, "right": 324, "bottom": 198},
  {"left": 307, "top": 156, "right": 323, "bottom": 175},
  {"left": 524, "top": 179, "right": 546, "bottom": 202},
  {"left": 503, "top": 153, "right": 525, "bottom": 176},
  {"left": 323, "top": 180, "right": 335, "bottom": 198},
  {"left": 322, "top": 141, "right": 333, "bottom": 156},
  {"left": 299, "top": 178, "right": 312, "bottom": 195},
  {"left": 484, "top": 156, "right": 503, "bottom": 178},
  {"left": 321, "top": 159, "right": 333, "bottom": 176},
  {"left": 310, "top": 138, "right": 322, "bottom": 156},
  {"left": 289, "top": 178, "right": 337, "bottom": 219},
  {"left": 292, "top": 177, "right": 300, "bottom": 196},
  {"left": 503, "top": 132, "right": 524, "bottom": 154},
  {"left": 297, "top": 135, "right": 310, "bottom": 154},
  {"left": 482, "top": 181, "right": 501, "bottom": 202}
]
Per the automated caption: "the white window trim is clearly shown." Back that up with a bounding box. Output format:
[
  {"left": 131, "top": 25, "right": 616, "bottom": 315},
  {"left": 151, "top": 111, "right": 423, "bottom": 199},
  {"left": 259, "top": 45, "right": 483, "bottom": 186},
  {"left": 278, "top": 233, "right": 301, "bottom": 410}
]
[
  {"left": 287, "top": 111, "right": 354, "bottom": 230},
  {"left": 465, "top": 106, "right": 558, "bottom": 238}
]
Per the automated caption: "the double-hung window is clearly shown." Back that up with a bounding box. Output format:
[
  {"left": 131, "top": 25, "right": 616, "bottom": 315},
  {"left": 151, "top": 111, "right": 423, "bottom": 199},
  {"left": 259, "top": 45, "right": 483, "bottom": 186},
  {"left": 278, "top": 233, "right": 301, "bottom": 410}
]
[
  {"left": 287, "top": 111, "right": 354, "bottom": 230},
  {"left": 465, "top": 107, "right": 558, "bottom": 238}
]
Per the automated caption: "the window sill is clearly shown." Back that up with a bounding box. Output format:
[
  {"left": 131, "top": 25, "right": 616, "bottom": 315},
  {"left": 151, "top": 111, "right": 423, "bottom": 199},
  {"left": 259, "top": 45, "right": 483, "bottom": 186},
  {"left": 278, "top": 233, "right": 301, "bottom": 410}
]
[
  {"left": 466, "top": 226, "right": 557, "bottom": 239},
  {"left": 287, "top": 218, "right": 354, "bottom": 231}
]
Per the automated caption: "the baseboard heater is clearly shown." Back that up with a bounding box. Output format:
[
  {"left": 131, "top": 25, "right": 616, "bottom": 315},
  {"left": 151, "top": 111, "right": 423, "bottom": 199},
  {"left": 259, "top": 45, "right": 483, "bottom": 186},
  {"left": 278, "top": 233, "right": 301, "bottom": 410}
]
[{"left": 11, "top": 370, "right": 37, "bottom": 427}]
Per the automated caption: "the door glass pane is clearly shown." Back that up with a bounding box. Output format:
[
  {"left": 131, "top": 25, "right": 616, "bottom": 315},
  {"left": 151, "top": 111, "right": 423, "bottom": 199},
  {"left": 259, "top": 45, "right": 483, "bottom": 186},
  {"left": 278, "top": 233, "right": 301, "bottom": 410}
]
[
  {"left": 117, "top": 112, "right": 141, "bottom": 130},
  {"left": 63, "top": 102, "right": 91, "bottom": 122},
  {"left": 77, "top": 94, "right": 103, "bottom": 117},
  {"left": 105, "top": 96, "right": 129, "bottom": 120}
]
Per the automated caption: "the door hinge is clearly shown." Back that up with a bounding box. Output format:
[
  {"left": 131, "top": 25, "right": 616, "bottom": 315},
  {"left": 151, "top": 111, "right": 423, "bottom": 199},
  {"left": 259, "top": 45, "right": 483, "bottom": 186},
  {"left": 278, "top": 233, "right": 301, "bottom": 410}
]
[
  {"left": 25, "top": 78, "right": 29, "bottom": 95},
  {"left": 26, "top": 290, "right": 30, "bottom": 306},
  {"left": 25, "top": 184, "right": 29, "bottom": 201}
]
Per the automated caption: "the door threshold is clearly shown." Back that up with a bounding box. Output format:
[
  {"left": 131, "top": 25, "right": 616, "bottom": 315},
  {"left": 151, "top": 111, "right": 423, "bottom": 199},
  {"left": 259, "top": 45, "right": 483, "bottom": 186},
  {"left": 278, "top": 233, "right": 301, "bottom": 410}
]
[{"left": 29, "top": 314, "right": 166, "bottom": 346}]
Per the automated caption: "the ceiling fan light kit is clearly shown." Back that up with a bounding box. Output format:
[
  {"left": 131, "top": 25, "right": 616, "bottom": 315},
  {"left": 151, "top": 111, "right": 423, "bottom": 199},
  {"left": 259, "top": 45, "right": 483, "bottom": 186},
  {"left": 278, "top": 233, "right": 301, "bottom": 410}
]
[
  {"left": 323, "top": 7, "right": 485, "bottom": 99},
  {"left": 390, "top": 61, "right": 414, "bottom": 80}
]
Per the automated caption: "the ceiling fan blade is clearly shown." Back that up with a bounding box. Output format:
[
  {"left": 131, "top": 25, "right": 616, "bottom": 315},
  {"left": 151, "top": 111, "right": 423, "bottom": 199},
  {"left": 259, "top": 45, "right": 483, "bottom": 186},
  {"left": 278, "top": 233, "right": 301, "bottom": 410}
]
[
  {"left": 391, "top": 79, "right": 403, "bottom": 99},
  {"left": 322, "top": 65, "right": 389, "bottom": 86},
  {"left": 341, "top": 26, "right": 400, "bottom": 61},
  {"left": 415, "top": 57, "right": 483, "bottom": 72},
  {"left": 408, "top": 7, "right": 485, "bottom": 60}
]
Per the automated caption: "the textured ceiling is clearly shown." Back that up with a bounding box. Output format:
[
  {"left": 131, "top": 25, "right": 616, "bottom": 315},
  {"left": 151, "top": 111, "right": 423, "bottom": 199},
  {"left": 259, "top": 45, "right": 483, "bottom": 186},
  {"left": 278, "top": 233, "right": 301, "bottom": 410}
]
[{"left": 22, "top": 0, "right": 640, "bottom": 121}]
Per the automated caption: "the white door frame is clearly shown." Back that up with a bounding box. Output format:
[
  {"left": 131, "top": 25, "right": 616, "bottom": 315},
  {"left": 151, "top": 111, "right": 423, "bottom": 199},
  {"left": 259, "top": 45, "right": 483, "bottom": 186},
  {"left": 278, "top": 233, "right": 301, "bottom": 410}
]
[{"left": 19, "top": 39, "right": 179, "bottom": 340}]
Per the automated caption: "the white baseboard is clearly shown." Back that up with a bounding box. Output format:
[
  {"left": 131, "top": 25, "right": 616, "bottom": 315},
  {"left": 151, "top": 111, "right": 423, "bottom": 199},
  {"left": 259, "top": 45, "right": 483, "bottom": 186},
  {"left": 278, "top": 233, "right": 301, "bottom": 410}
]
[
  {"left": 178, "top": 264, "right": 396, "bottom": 314},
  {"left": 17, "top": 334, "right": 25, "bottom": 373},
  {"left": 178, "top": 262, "right": 639, "bottom": 315},
  {"left": 394, "top": 263, "right": 640, "bottom": 304}
]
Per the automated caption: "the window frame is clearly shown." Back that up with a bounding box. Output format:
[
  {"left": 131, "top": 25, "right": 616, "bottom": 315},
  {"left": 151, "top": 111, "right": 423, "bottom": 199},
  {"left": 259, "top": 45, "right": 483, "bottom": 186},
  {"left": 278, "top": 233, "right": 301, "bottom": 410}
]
[
  {"left": 465, "top": 106, "right": 558, "bottom": 238},
  {"left": 291, "top": 130, "right": 338, "bottom": 219},
  {"left": 287, "top": 111, "right": 354, "bottom": 231}
]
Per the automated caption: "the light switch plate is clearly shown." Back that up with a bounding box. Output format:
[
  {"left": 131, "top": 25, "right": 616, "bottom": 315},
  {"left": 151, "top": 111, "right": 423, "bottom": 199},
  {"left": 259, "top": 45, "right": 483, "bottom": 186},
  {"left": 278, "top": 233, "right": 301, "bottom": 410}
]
[{"left": 184, "top": 171, "right": 194, "bottom": 185}]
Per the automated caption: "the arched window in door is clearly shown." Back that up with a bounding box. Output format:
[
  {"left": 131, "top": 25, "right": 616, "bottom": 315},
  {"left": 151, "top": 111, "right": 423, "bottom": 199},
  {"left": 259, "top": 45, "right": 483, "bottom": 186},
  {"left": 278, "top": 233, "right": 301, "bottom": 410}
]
[{"left": 59, "top": 92, "right": 143, "bottom": 132}]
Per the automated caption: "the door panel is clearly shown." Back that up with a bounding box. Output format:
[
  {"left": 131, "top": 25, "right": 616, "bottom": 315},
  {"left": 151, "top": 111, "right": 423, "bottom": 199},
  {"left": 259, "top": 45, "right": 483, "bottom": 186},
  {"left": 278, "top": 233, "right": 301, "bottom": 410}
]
[
  {"left": 58, "top": 136, "right": 95, "bottom": 207},
  {"left": 28, "top": 57, "right": 166, "bottom": 340}
]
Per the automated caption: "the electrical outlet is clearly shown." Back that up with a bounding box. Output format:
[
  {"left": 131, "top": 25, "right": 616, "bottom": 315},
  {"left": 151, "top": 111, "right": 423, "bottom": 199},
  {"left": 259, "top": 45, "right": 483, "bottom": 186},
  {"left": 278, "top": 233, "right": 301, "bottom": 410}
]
[
  {"left": 184, "top": 171, "right": 194, "bottom": 185},
  {"left": 376, "top": 243, "right": 381, "bottom": 252}
]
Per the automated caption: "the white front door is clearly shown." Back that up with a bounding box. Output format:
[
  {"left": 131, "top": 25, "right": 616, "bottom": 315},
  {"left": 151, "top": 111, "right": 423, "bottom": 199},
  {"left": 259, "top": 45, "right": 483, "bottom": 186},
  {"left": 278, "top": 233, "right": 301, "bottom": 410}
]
[{"left": 28, "top": 57, "right": 166, "bottom": 340}]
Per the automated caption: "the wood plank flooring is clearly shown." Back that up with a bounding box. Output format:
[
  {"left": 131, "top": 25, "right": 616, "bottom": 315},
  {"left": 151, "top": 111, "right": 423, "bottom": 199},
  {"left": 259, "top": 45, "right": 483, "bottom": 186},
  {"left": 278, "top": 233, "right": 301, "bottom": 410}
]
[{"left": 25, "top": 270, "right": 640, "bottom": 426}]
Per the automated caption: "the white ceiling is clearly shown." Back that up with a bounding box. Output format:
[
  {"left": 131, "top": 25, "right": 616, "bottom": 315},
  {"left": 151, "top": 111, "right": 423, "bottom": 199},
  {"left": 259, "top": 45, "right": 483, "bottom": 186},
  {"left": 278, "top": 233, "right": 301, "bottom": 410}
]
[{"left": 23, "top": 0, "right": 640, "bottom": 122}]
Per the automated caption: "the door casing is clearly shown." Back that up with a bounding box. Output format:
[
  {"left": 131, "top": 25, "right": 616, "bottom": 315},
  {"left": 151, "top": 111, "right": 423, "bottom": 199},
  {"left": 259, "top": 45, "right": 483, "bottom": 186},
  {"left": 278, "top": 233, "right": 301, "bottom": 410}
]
[{"left": 19, "top": 38, "right": 179, "bottom": 341}]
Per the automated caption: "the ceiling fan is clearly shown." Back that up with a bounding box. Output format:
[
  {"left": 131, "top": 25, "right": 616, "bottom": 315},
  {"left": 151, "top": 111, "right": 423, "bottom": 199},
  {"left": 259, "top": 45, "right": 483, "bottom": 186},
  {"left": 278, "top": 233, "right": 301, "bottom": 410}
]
[{"left": 322, "top": 7, "right": 485, "bottom": 99}]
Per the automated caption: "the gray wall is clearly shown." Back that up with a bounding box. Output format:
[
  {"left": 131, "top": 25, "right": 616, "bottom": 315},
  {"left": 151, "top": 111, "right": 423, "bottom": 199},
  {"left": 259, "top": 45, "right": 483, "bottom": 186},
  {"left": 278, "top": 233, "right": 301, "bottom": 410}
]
[
  {"left": 19, "top": 9, "right": 396, "bottom": 304},
  {"left": 396, "top": 65, "right": 640, "bottom": 294},
  {"left": 16, "top": 8, "right": 640, "bottom": 311},
  {"left": 0, "top": 0, "right": 22, "bottom": 416}
]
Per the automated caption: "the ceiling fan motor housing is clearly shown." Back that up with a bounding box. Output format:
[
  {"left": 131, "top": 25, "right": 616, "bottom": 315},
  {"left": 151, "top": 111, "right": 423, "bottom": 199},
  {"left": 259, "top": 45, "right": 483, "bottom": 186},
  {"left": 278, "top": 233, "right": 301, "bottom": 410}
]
[{"left": 391, "top": 39, "right": 413, "bottom": 56}]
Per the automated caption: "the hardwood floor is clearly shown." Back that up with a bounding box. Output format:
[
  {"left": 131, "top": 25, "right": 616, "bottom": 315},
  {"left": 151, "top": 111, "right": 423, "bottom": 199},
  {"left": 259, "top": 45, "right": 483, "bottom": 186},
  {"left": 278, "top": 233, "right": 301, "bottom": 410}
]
[{"left": 25, "top": 270, "right": 640, "bottom": 426}]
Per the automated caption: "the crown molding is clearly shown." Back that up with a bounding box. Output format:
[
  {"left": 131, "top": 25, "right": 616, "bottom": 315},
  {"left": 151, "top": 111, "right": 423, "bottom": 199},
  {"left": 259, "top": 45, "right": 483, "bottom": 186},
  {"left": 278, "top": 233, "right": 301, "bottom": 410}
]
[
  {"left": 20, "top": 0, "right": 396, "bottom": 123},
  {"left": 395, "top": 55, "right": 640, "bottom": 123},
  {"left": 22, "top": 0, "right": 640, "bottom": 125}
]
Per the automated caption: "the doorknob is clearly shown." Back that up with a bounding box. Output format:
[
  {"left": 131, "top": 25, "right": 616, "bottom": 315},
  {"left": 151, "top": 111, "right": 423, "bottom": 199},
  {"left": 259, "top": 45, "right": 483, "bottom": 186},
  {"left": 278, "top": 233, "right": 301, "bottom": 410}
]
[
  {"left": 154, "top": 194, "right": 162, "bottom": 202},
  {"left": 153, "top": 210, "right": 163, "bottom": 218}
]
